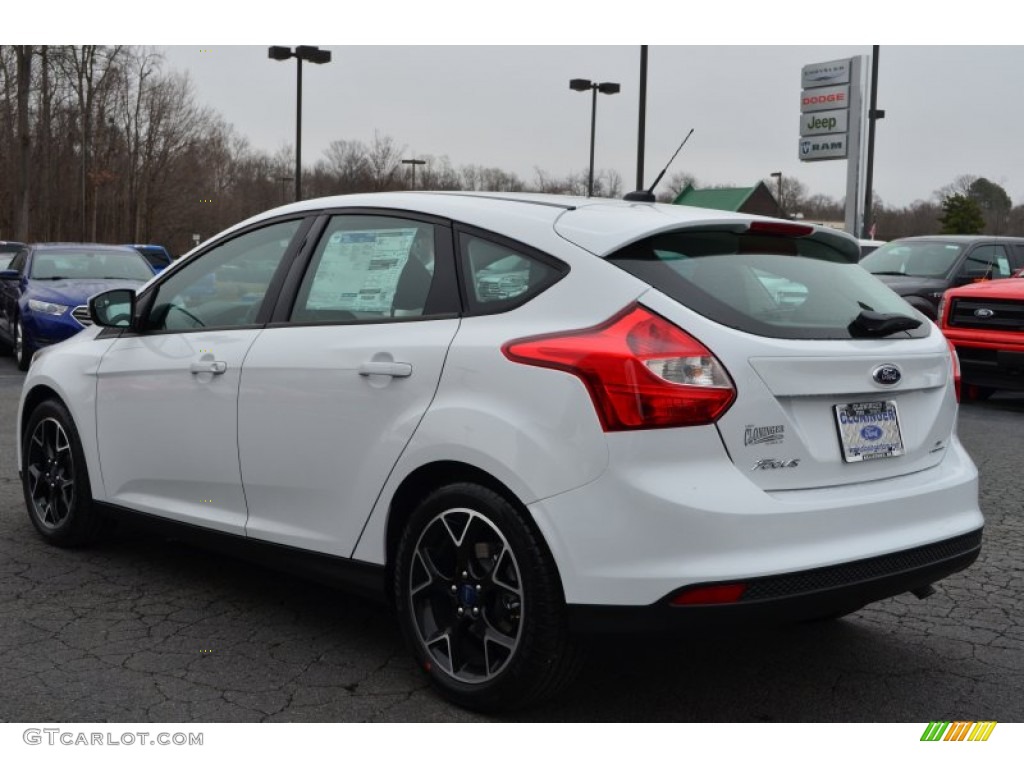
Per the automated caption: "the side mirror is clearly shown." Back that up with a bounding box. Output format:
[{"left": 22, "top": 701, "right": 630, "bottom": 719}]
[
  {"left": 0, "top": 269, "right": 20, "bottom": 280},
  {"left": 89, "top": 288, "right": 136, "bottom": 329}
]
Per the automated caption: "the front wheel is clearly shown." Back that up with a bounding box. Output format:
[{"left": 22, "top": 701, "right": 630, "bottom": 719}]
[
  {"left": 394, "top": 482, "right": 580, "bottom": 712},
  {"left": 22, "top": 399, "right": 108, "bottom": 546},
  {"left": 15, "top": 316, "right": 30, "bottom": 371}
]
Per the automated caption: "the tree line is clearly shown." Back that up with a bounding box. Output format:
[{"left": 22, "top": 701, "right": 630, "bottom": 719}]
[{"left": 2, "top": 46, "right": 1021, "bottom": 257}]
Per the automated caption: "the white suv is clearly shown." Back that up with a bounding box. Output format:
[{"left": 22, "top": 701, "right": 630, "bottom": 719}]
[{"left": 18, "top": 192, "right": 983, "bottom": 711}]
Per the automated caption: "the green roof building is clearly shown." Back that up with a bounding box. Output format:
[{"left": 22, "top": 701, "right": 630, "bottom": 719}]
[{"left": 672, "top": 182, "right": 782, "bottom": 218}]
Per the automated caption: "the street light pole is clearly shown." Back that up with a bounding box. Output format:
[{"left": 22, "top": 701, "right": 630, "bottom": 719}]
[
  {"left": 268, "top": 45, "right": 332, "bottom": 202},
  {"left": 570, "top": 78, "right": 621, "bottom": 197},
  {"left": 636, "top": 45, "right": 648, "bottom": 191},
  {"left": 402, "top": 158, "right": 426, "bottom": 190},
  {"left": 295, "top": 55, "right": 302, "bottom": 202}
]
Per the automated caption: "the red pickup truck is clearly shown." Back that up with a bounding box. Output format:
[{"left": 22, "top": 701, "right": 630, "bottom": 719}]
[{"left": 939, "top": 270, "right": 1024, "bottom": 398}]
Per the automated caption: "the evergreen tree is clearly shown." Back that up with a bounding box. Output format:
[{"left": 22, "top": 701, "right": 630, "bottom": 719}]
[{"left": 939, "top": 194, "right": 985, "bottom": 234}]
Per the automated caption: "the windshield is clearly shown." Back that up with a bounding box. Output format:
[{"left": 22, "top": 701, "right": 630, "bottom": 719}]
[
  {"left": 607, "top": 230, "right": 929, "bottom": 340},
  {"left": 861, "top": 240, "right": 964, "bottom": 278},
  {"left": 30, "top": 249, "right": 154, "bottom": 280}
]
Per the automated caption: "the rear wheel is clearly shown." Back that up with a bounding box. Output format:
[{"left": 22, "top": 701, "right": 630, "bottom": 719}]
[
  {"left": 22, "top": 399, "right": 108, "bottom": 546},
  {"left": 394, "top": 482, "right": 580, "bottom": 712}
]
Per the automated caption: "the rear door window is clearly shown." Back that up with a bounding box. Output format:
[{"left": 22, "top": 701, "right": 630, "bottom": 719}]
[
  {"left": 458, "top": 232, "right": 567, "bottom": 314},
  {"left": 607, "top": 230, "right": 930, "bottom": 340}
]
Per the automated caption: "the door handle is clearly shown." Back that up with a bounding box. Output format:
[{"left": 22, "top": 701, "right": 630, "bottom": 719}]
[
  {"left": 191, "top": 360, "right": 228, "bottom": 375},
  {"left": 358, "top": 361, "right": 412, "bottom": 378}
]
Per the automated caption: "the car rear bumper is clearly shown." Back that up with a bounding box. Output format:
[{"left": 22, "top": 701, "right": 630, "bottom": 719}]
[
  {"left": 567, "top": 528, "right": 982, "bottom": 632},
  {"left": 528, "top": 428, "right": 982, "bottom": 606}
]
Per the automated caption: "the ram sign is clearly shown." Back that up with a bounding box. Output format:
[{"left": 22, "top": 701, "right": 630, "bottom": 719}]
[{"left": 799, "top": 135, "right": 848, "bottom": 161}]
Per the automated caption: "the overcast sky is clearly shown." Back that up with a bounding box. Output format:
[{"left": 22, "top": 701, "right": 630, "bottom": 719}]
[{"left": 13, "top": 4, "right": 1023, "bottom": 211}]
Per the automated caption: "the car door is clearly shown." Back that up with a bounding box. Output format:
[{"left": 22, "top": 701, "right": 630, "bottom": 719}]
[
  {"left": 237, "top": 213, "right": 461, "bottom": 557},
  {"left": 93, "top": 217, "right": 309, "bottom": 533},
  {"left": 957, "top": 243, "right": 1011, "bottom": 282}
]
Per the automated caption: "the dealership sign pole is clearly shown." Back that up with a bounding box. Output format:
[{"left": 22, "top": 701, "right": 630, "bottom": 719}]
[{"left": 798, "top": 56, "right": 864, "bottom": 236}]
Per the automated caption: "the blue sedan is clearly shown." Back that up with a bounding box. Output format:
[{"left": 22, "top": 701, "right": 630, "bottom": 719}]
[{"left": 0, "top": 244, "right": 155, "bottom": 370}]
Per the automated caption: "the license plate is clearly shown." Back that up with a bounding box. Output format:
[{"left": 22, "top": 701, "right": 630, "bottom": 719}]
[{"left": 834, "top": 400, "right": 905, "bottom": 462}]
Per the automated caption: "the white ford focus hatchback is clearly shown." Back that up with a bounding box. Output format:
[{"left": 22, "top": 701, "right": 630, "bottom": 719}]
[{"left": 18, "top": 192, "right": 982, "bottom": 711}]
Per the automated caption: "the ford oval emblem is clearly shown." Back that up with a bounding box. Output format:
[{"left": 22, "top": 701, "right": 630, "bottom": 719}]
[
  {"left": 974, "top": 308, "right": 995, "bottom": 319},
  {"left": 872, "top": 364, "right": 902, "bottom": 386},
  {"left": 860, "top": 425, "right": 884, "bottom": 441}
]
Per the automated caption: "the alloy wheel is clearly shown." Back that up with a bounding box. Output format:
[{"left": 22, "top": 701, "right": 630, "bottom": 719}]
[
  {"left": 407, "top": 507, "right": 524, "bottom": 684},
  {"left": 26, "top": 417, "right": 77, "bottom": 529}
]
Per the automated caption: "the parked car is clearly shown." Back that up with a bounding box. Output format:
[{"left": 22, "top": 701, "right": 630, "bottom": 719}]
[
  {"left": 18, "top": 193, "right": 982, "bottom": 711},
  {"left": 125, "top": 243, "right": 174, "bottom": 273},
  {"left": 939, "top": 268, "right": 1024, "bottom": 398},
  {"left": 857, "top": 238, "right": 886, "bottom": 259},
  {"left": 861, "top": 235, "right": 1024, "bottom": 319},
  {"left": 0, "top": 240, "right": 26, "bottom": 271},
  {"left": 0, "top": 243, "right": 155, "bottom": 369}
]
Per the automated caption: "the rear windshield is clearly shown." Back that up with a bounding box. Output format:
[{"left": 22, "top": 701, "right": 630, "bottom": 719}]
[{"left": 607, "top": 231, "right": 930, "bottom": 340}]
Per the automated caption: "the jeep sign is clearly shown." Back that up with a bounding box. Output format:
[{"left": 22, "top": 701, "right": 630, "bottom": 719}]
[{"left": 800, "top": 108, "right": 848, "bottom": 137}]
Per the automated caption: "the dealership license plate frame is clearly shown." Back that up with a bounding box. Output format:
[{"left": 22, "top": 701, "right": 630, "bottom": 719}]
[{"left": 834, "top": 400, "right": 905, "bottom": 463}]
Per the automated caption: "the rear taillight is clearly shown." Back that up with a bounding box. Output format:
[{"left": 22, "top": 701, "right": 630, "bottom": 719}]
[
  {"left": 946, "top": 338, "right": 961, "bottom": 402},
  {"left": 502, "top": 304, "right": 736, "bottom": 431}
]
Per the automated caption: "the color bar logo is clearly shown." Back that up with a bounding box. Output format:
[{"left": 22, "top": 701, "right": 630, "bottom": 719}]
[{"left": 921, "top": 721, "right": 997, "bottom": 741}]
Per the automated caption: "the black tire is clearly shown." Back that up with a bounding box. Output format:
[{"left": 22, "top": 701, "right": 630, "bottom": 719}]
[
  {"left": 394, "top": 482, "right": 580, "bottom": 712},
  {"left": 22, "top": 399, "right": 109, "bottom": 547},
  {"left": 15, "top": 315, "right": 31, "bottom": 371}
]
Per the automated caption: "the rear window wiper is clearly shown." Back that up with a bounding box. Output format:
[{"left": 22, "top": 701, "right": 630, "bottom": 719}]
[
  {"left": 848, "top": 310, "right": 923, "bottom": 338},
  {"left": 868, "top": 271, "right": 906, "bottom": 276}
]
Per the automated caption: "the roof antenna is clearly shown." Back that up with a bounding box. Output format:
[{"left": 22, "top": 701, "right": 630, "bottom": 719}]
[{"left": 623, "top": 128, "right": 694, "bottom": 203}]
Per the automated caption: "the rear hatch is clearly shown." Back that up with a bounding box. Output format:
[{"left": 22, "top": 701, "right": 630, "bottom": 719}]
[{"left": 557, "top": 212, "right": 957, "bottom": 492}]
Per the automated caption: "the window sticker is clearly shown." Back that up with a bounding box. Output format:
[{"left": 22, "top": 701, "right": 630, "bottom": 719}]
[{"left": 307, "top": 228, "right": 417, "bottom": 312}]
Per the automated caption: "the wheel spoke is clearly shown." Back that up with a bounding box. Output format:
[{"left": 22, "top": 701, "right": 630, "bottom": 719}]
[
  {"left": 410, "top": 546, "right": 452, "bottom": 598},
  {"left": 483, "top": 625, "right": 517, "bottom": 676},
  {"left": 26, "top": 465, "right": 42, "bottom": 496},
  {"left": 490, "top": 545, "right": 523, "bottom": 597},
  {"left": 423, "top": 630, "right": 454, "bottom": 676}
]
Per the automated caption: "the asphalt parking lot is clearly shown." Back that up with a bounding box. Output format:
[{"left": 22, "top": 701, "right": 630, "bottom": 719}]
[{"left": 0, "top": 355, "right": 1021, "bottom": 723}]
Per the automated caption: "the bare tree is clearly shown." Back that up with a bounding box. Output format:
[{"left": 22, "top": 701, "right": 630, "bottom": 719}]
[
  {"left": 13, "top": 46, "right": 31, "bottom": 240},
  {"left": 656, "top": 170, "right": 698, "bottom": 202},
  {"left": 320, "top": 139, "right": 370, "bottom": 192},
  {"left": 366, "top": 131, "right": 403, "bottom": 191}
]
